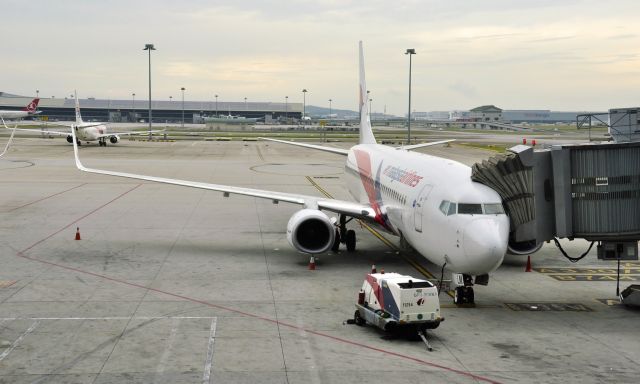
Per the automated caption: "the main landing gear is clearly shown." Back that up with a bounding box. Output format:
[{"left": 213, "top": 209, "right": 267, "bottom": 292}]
[
  {"left": 453, "top": 274, "right": 475, "bottom": 305},
  {"left": 98, "top": 138, "right": 107, "bottom": 147},
  {"left": 332, "top": 214, "right": 356, "bottom": 252}
]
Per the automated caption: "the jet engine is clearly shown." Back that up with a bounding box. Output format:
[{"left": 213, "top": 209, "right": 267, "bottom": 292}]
[
  {"left": 286, "top": 209, "right": 335, "bottom": 254},
  {"left": 109, "top": 135, "right": 119, "bottom": 144},
  {"left": 507, "top": 239, "right": 543, "bottom": 256},
  {"left": 66, "top": 135, "right": 73, "bottom": 143}
]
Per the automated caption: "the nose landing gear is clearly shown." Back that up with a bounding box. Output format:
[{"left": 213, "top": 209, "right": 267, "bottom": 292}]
[
  {"left": 98, "top": 138, "right": 107, "bottom": 147},
  {"left": 453, "top": 274, "right": 475, "bottom": 305}
]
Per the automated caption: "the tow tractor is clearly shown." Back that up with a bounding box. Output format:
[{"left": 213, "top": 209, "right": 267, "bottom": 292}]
[{"left": 352, "top": 271, "right": 444, "bottom": 351}]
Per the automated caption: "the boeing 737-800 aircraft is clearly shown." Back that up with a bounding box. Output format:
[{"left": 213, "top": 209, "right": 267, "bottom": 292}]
[
  {"left": 0, "top": 98, "right": 40, "bottom": 120},
  {"left": 4, "top": 93, "right": 161, "bottom": 146},
  {"left": 71, "top": 42, "right": 512, "bottom": 304}
]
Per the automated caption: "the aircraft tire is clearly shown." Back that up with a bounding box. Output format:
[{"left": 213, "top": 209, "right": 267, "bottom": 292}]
[
  {"left": 331, "top": 230, "right": 340, "bottom": 252},
  {"left": 346, "top": 230, "right": 356, "bottom": 252}
]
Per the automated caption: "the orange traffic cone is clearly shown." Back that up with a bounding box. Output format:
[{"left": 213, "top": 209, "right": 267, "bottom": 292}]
[
  {"left": 75, "top": 227, "right": 81, "bottom": 241},
  {"left": 525, "top": 255, "right": 532, "bottom": 272},
  {"left": 308, "top": 256, "right": 316, "bottom": 270},
  {"left": 371, "top": 264, "right": 377, "bottom": 273}
]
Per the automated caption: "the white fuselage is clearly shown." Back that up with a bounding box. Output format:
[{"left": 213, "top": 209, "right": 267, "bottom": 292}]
[
  {"left": 0, "top": 110, "right": 32, "bottom": 119},
  {"left": 345, "top": 144, "right": 509, "bottom": 276},
  {"left": 74, "top": 124, "right": 108, "bottom": 141}
]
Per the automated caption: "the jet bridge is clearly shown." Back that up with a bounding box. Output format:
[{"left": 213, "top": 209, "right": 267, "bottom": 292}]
[{"left": 472, "top": 141, "right": 640, "bottom": 261}]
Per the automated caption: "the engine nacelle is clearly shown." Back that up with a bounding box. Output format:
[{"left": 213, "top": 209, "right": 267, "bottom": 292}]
[
  {"left": 507, "top": 239, "right": 543, "bottom": 256},
  {"left": 66, "top": 135, "right": 73, "bottom": 143},
  {"left": 286, "top": 209, "right": 335, "bottom": 254},
  {"left": 109, "top": 135, "right": 119, "bottom": 144}
]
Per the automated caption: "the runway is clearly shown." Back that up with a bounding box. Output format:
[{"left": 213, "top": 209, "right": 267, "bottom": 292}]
[{"left": 0, "top": 138, "right": 638, "bottom": 383}]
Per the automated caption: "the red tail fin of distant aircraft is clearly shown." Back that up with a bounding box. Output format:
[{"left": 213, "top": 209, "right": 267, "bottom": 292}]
[{"left": 22, "top": 98, "right": 40, "bottom": 113}]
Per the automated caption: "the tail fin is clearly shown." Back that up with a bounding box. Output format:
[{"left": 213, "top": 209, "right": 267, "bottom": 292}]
[
  {"left": 22, "top": 98, "right": 39, "bottom": 113},
  {"left": 74, "top": 91, "right": 83, "bottom": 124},
  {"left": 358, "top": 41, "right": 376, "bottom": 145}
]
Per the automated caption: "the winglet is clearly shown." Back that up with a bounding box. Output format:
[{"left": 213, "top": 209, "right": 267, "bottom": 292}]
[
  {"left": 74, "top": 91, "right": 83, "bottom": 125},
  {"left": 70, "top": 123, "right": 87, "bottom": 171},
  {"left": 358, "top": 41, "right": 376, "bottom": 145}
]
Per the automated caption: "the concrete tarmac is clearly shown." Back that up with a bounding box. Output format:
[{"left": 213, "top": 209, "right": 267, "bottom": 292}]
[{"left": 0, "top": 138, "right": 638, "bottom": 383}]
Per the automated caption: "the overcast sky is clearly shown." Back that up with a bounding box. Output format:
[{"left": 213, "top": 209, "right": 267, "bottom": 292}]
[{"left": 2, "top": 0, "right": 639, "bottom": 114}]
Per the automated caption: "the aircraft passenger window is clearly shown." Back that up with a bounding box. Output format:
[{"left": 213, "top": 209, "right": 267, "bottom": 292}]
[
  {"left": 447, "top": 202, "right": 457, "bottom": 215},
  {"left": 439, "top": 200, "right": 450, "bottom": 215},
  {"left": 484, "top": 203, "right": 505, "bottom": 214},
  {"left": 458, "top": 203, "right": 483, "bottom": 214}
]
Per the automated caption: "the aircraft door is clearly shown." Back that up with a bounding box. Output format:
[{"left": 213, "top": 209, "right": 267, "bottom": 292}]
[{"left": 413, "top": 184, "right": 433, "bottom": 232}]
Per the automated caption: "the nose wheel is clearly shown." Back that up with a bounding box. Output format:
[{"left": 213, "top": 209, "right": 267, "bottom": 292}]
[
  {"left": 98, "top": 138, "right": 107, "bottom": 147},
  {"left": 453, "top": 274, "right": 475, "bottom": 305}
]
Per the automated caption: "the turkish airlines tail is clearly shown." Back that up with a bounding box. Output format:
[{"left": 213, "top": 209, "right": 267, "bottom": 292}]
[
  {"left": 22, "top": 98, "right": 39, "bottom": 113},
  {"left": 358, "top": 41, "right": 376, "bottom": 145}
]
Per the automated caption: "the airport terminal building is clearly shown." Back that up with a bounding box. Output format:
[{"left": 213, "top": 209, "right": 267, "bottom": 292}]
[{"left": 0, "top": 93, "right": 303, "bottom": 123}]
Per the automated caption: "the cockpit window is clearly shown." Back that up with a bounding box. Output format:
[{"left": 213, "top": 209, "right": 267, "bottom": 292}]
[
  {"left": 447, "top": 202, "right": 457, "bottom": 216},
  {"left": 458, "top": 203, "right": 483, "bottom": 214},
  {"left": 439, "top": 200, "right": 450, "bottom": 215},
  {"left": 484, "top": 203, "right": 505, "bottom": 214}
]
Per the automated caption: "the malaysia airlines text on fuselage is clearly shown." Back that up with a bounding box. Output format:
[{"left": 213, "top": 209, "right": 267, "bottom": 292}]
[{"left": 345, "top": 144, "right": 509, "bottom": 276}]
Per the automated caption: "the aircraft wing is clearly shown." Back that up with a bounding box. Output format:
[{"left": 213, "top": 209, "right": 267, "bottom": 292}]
[
  {"left": 71, "top": 128, "right": 374, "bottom": 219},
  {"left": 0, "top": 125, "right": 70, "bottom": 136},
  {"left": 1, "top": 118, "right": 17, "bottom": 157},
  {"left": 259, "top": 137, "right": 349, "bottom": 156},
  {"left": 95, "top": 129, "right": 165, "bottom": 139},
  {"left": 398, "top": 139, "right": 455, "bottom": 151}
]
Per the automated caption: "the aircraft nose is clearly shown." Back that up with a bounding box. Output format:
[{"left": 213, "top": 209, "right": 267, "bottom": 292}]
[{"left": 462, "top": 217, "right": 508, "bottom": 274}]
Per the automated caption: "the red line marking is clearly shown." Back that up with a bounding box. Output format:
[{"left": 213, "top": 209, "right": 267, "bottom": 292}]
[
  {"left": 19, "top": 184, "right": 141, "bottom": 254},
  {"left": 8, "top": 183, "right": 87, "bottom": 212},
  {"left": 15, "top": 252, "right": 501, "bottom": 383}
]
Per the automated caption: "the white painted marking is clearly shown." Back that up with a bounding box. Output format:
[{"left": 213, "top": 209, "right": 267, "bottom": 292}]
[
  {"left": 202, "top": 317, "right": 218, "bottom": 384},
  {"left": 0, "top": 321, "right": 39, "bottom": 362},
  {"left": 191, "top": 142, "right": 197, "bottom": 147},
  {"left": 154, "top": 317, "right": 181, "bottom": 383}
]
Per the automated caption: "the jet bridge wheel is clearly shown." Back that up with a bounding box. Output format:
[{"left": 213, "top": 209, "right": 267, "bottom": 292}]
[{"left": 345, "top": 230, "right": 356, "bottom": 252}]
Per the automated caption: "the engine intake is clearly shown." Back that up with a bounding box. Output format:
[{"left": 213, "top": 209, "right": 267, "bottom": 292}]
[
  {"left": 66, "top": 135, "right": 73, "bottom": 143},
  {"left": 286, "top": 209, "right": 335, "bottom": 254},
  {"left": 507, "top": 239, "right": 543, "bottom": 256},
  {"left": 109, "top": 136, "right": 119, "bottom": 144}
]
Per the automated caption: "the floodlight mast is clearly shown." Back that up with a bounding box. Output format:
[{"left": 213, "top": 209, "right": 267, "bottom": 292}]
[{"left": 143, "top": 44, "right": 156, "bottom": 130}]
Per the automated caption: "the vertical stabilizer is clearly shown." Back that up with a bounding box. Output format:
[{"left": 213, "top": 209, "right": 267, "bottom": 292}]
[
  {"left": 359, "top": 41, "right": 376, "bottom": 145},
  {"left": 74, "top": 91, "right": 83, "bottom": 125}
]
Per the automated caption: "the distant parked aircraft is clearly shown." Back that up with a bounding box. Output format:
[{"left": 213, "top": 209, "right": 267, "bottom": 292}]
[{"left": 0, "top": 98, "right": 40, "bottom": 120}]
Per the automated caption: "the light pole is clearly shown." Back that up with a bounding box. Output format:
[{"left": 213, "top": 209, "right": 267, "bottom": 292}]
[
  {"left": 215, "top": 94, "right": 218, "bottom": 117},
  {"left": 369, "top": 98, "right": 373, "bottom": 121},
  {"left": 36, "top": 89, "right": 39, "bottom": 99},
  {"left": 143, "top": 44, "right": 155, "bottom": 129},
  {"left": 302, "top": 89, "right": 307, "bottom": 122},
  {"left": 244, "top": 97, "right": 247, "bottom": 114},
  {"left": 180, "top": 87, "right": 185, "bottom": 127},
  {"left": 328, "top": 98, "right": 332, "bottom": 117},
  {"left": 405, "top": 48, "right": 416, "bottom": 144},
  {"left": 285, "top": 96, "right": 288, "bottom": 119}
]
